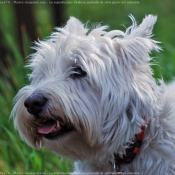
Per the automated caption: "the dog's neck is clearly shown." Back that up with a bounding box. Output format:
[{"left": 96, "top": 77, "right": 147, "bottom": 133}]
[{"left": 113, "top": 124, "right": 145, "bottom": 172}]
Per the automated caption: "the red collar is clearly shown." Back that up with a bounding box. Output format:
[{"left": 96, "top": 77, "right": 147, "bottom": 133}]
[{"left": 113, "top": 124, "right": 145, "bottom": 171}]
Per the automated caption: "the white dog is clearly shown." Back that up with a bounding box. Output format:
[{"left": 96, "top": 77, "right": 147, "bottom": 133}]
[{"left": 11, "top": 15, "right": 175, "bottom": 174}]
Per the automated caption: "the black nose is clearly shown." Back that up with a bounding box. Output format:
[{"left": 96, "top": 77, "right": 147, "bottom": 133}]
[{"left": 24, "top": 94, "right": 47, "bottom": 115}]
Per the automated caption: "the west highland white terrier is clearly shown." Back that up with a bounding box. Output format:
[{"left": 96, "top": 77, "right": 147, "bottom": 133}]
[{"left": 11, "top": 15, "right": 175, "bottom": 174}]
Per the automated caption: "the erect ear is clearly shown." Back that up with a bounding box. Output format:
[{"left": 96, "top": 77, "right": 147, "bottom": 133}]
[
  {"left": 113, "top": 15, "right": 161, "bottom": 65},
  {"left": 64, "top": 17, "right": 88, "bottom": 35}
]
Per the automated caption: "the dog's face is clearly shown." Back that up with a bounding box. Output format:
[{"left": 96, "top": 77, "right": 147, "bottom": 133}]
[{"left": 11, "top": 15, "right": 160, "bottom": 160}]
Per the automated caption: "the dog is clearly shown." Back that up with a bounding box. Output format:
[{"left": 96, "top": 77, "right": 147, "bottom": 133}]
[{"left": 11, "top": 15, "right": 175, "bottom": 174}]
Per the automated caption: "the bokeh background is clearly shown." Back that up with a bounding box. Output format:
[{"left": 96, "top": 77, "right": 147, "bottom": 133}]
[{"left": 0, "top": 0, "right": 175, "bottom": 173}]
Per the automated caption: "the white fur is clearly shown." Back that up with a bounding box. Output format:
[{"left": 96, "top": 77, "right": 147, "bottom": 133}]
[{"left": 11, "top": 15, "right": 175, "bottom": 174}]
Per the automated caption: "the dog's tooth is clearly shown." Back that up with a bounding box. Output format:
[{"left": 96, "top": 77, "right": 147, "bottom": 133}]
[
  {"left": 39, "top": 140, "right": 42, "bottom": 148},
  {"left": 56, "top": 121, "right": 60, "bottom": 128},
  {"left": 36, "top": 140, "right": 39, "bottom": 148},
  {"left": 36, "top": 140, "right": 42, "bottom": 148}
]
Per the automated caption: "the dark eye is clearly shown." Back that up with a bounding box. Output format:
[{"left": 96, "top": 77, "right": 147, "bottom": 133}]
[{"left": 71, "top": 67, "right": 87, "bottom": 79}]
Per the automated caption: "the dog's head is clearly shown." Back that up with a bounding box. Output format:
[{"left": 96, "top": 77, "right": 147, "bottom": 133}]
[{"left": 11, "top": 15, "right": 161, "bottom": 160}]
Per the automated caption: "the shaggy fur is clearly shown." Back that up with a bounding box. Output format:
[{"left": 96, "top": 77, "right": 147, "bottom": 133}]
[{"left": 11, "top": 15, "right": 175, "bottom": 174}]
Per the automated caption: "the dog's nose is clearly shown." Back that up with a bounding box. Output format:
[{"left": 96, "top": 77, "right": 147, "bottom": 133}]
[{"left": 24, "top": 94, "right": 47, "bottom": 115}]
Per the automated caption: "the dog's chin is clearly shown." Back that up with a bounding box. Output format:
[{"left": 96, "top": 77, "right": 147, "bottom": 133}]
[{"left": 34, "top": 117, "right": 74, "bottom": 140}]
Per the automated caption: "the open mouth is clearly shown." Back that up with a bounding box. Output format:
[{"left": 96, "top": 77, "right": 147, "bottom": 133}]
[{"left": 36, "top": 118, "right": 74, "bottom": 140}]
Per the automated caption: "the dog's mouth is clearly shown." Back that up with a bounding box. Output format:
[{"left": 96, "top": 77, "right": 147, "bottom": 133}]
[{"left": 36, "top": 118, "right": 74, "bottom": 140}]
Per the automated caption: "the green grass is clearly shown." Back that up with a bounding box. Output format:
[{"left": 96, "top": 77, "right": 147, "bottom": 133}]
[{"left": 0, "top": 0, "right": 175, "bottom": 173}]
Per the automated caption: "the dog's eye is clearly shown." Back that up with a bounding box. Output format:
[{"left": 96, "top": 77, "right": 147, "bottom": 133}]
[{"left": 71, "top": 67, "right": 87, "bottom": 79}]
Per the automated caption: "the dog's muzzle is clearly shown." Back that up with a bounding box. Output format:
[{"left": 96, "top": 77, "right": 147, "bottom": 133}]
[{"left": 24, "top": 93, "right": 74, "bottom": 140}]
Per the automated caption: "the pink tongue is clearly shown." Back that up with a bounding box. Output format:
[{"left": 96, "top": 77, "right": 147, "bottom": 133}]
[{"left": 38, "top": 122, "right": 56, "bottom": 134}]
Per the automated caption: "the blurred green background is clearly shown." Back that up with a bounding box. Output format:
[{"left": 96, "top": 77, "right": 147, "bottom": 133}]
[{"left": 0, "top": 0, "right": 175, "bottom": 173}]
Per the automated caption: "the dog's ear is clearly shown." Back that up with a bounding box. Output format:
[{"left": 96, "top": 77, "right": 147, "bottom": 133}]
[
  {"left": 64, "top": 17, "right": 88, "bottom": 35},
  {"left": 113, "top": 15, "right": 161, "bottom": 64}
]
